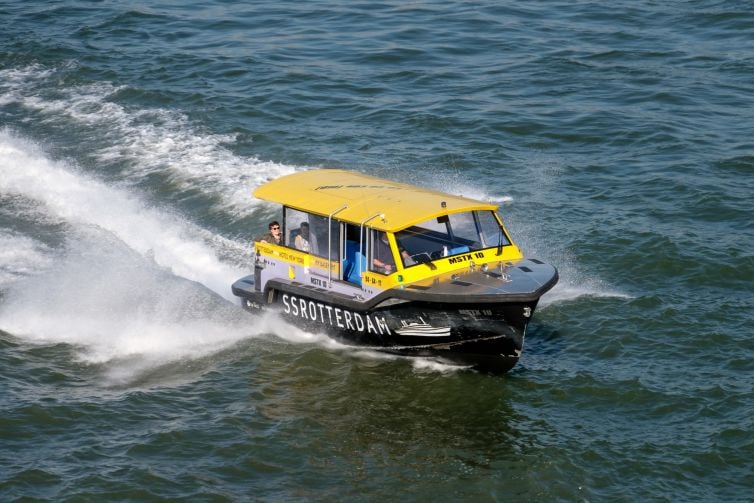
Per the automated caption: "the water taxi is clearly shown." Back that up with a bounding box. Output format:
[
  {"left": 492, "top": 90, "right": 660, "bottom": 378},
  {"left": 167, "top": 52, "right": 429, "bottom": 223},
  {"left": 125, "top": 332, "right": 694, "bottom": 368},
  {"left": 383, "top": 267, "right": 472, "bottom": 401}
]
[{"left": 232, "top": 169, "right": 558, "bottom": 372}]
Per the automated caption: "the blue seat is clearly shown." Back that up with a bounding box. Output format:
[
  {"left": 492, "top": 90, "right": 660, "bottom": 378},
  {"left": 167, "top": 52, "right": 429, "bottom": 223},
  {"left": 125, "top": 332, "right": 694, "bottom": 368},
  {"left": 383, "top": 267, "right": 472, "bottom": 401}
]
[
  {"left": 347, "top": 252, "right": 366, "bottom": 284},
  {"left": 342, "top": 257, "right": 352, "bottom": 280},
  {"left": 343, "top": 241, "right": 366, "bottom": 285}
]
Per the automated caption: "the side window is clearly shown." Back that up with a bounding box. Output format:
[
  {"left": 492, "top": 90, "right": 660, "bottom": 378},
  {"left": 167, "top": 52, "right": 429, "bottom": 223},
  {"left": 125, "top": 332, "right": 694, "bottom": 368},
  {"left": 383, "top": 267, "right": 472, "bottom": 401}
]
[
  {"left": 421, "top": 215, "right": 450, "bottom": 234},
  {"left": 306, "top": 213, "right": 328, "bottom": 258},
  {"left": 284, "top": 208, "right": 311, "bottom": 251},
  {"left": 369, "top": 230, "right": 396, "bottom": 275},
  {"left": 283, "top": 208, "right": 338, "bottom": 259}
]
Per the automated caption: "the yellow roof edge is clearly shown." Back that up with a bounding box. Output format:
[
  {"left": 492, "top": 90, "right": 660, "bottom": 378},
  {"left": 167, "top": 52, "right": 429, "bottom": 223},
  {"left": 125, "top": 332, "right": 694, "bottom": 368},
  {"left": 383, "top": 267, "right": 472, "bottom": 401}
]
[{"left": 252, "top": 168, "right": 500, "bottom": 232}]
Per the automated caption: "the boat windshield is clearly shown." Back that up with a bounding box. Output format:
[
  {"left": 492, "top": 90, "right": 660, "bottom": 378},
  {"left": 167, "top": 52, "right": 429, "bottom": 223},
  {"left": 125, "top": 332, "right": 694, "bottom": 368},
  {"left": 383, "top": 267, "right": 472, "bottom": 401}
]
[{"left": 394, "top": 210, "right": 510, "bottom": 267}]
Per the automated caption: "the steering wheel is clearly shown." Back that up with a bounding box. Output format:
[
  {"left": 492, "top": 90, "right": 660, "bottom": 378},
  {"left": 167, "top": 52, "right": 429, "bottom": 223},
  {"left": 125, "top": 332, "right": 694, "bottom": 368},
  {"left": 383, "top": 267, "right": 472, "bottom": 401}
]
[{"left": 411, "top": 253, "right": 431, "bottom": 264}]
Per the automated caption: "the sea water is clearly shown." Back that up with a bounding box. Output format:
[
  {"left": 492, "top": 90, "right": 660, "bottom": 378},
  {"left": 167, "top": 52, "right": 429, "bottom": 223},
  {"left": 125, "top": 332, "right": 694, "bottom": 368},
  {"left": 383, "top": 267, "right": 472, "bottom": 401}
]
[{"left": 1, "top": 1, "right": 753, "bottom": 500}]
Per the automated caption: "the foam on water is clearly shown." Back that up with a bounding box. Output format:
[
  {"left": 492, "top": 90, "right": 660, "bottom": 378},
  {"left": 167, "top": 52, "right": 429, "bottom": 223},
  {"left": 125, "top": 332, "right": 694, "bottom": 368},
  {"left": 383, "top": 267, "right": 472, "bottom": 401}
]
[
  {"left": 0, "top": 228, "right": 256, "bottom": 385},
  {"left": 428, "top": 171, "right": 515, "bottom": 205},
  {"left": 410, "top": 357, "right": 472, "bottom": 374},
  {"left": 536, "top": 248, "right": 632, "bottom": 308},
  {"left": 540, "top": 279, "right": 631, "bottom": 308},
  {"left": 0, "top": 64, "right": 297, "bottom": 215},
  {"left": 0, "top": 231, "right": 54, "bottom": 287},
  {"left": 259, "top": 317, "right": 346, "bottom": 349},
  {"left": 0, "top": 64, "right": 55, "bottom": 106},
  {"left": 0, "top": 131, "right": 272, "bottom": 383},
  {"left": 349, "top": 348, "right": 471, "bottom": 374},
  {"left": 0, "top": 130, "right": 245, "bottom": 301}
]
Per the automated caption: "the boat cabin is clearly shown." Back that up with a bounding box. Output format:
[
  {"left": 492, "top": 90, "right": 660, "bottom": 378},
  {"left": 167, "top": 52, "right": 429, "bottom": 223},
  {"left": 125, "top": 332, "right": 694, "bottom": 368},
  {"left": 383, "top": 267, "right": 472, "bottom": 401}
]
[{"left": 252, "top": 169, "right": 524, "bottom": 300}]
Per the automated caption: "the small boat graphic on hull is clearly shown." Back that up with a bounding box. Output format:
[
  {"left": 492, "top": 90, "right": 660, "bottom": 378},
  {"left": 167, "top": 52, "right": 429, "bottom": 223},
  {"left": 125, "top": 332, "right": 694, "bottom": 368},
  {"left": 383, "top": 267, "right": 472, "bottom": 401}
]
[{"left": 395, "top": 317, "right": 451, "bottom": 337}]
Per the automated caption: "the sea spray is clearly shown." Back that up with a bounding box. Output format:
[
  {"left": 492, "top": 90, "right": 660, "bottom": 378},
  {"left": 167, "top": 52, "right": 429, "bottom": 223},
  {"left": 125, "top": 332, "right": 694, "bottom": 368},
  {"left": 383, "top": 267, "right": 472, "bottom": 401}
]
[
  {"left": 0, "top": 130, "right": 244, "bottom": 300},
  {"left": 0, "top": 230, "right": 54, "bottom": 287}
]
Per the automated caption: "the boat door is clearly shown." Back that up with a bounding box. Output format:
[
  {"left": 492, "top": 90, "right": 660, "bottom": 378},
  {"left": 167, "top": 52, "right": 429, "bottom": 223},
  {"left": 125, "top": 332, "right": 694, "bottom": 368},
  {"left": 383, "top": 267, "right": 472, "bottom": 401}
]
[{"left": 342, "top": 223, "right": 365, "bottom": 285}]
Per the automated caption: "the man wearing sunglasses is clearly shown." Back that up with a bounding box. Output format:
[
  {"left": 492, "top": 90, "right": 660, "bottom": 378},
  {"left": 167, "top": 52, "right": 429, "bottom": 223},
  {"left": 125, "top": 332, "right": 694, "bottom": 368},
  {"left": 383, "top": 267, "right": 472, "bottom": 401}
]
[{"left": 259, "top": 221, "right": 282, "bottom": 245}]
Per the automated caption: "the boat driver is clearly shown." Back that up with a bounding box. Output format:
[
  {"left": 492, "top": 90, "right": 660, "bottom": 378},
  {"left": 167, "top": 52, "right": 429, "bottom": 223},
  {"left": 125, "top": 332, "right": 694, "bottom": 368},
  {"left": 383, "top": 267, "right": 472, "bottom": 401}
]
[{"left": 373, "top": 232, "right": 413, "bottom": 274}]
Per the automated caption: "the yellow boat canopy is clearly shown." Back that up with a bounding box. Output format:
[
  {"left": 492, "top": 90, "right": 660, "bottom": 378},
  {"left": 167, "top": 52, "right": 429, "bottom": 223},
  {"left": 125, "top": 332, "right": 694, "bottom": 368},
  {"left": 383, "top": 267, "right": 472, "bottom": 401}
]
[{"left": 253, "top": 169, "right": 499, "bottom": 232}]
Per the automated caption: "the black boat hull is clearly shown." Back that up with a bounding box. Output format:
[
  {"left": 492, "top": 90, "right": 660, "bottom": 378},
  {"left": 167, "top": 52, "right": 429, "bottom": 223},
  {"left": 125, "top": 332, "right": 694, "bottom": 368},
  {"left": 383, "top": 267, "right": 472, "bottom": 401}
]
[{"left": 233, "top": 277, "right": 538, "bottom": 373}]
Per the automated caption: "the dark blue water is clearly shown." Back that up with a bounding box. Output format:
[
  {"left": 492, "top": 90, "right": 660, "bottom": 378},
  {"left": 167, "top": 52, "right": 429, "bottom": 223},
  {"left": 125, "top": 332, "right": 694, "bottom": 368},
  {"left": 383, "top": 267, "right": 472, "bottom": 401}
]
[{"left": 2, "top": 1, "right": 753, "bottom": 500}]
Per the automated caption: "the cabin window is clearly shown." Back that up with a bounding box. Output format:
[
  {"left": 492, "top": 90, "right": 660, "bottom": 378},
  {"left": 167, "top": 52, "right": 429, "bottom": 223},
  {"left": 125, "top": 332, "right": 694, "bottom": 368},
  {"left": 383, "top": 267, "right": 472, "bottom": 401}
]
[
  {"left": 395, "top": 210, "right": 510, "bottom": 267},
  {"left": 284, "top": 208, "right": 314, "bottom": 252},
  {"left": 283, "top": 207, "right": 339, "bottom": 261},
  {"left": 447, "top": 212, "right": 480, "bottom": 247},
  {"left": 478, "top": 211, "right": 510, "bottom": 248},
  {"left": 417, "top": 215, "right": 449, "bottom": 234}
]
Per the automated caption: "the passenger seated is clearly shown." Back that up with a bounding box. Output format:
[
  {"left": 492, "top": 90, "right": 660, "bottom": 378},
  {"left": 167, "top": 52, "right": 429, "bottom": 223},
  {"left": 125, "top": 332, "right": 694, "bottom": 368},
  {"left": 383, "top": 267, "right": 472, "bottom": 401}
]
[{"left": 294, "top": 222, "right": 311, "bottom": 252}]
